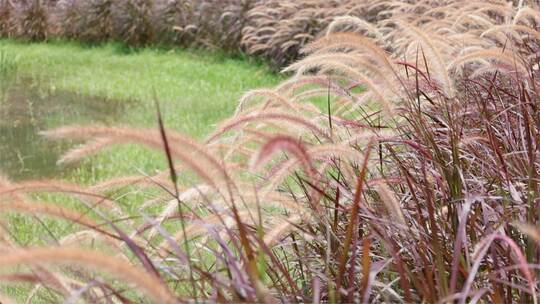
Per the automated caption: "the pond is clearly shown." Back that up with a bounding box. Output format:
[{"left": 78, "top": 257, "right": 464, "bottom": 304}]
[{"left": 0, "top": 76, "right": 127, "bottom": 181}]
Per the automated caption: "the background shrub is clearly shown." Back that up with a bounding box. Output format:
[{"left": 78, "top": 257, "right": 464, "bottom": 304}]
[
  {"left": 12, "top": 0, "right": 50, "bottom": 41},
  {"left": 0, "top": 0, "right": 14, "bottom": 37},
  {"left": 115, "top": 0, "right": 156, "bottom": 47},
  {"left": 154, "top": 0, "right": 191, "bottom": 46},
  {"left": 192, "top": 0, "right": 258, "bottom": 52},
  {"left": 241, "top": 0, "right": 376, "bottom": 67},
  {"left": 153, "top": 0, "right": 259, "bottom": 52},
  {"left": 0, "top": 0, "right": 385, "bottom": 62},
  {"left": 57, "top": 0, "right": 115, "bottom": 44}
]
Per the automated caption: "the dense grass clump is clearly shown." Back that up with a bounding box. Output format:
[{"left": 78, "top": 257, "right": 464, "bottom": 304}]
[
  {"left": 12, "top": 0, "right": 50, "bottom": 41},
  {"left": 241, "top": 0, "right": 367, "bottom": 67},
  {"left": 154, "top": 0, "right": 254, "bottom": 51},
  {"left": 115, "top": 0, "right": 155, "bottom": 47},
  {"left": 0, "top": 0, "right": 262, "bottom": 52},
  {"left": 59, "top": 0, "right": 115, "bottom": 43},
  {"left": 4, "top": 0, "right": 540, "bottom": 303},
  {"left": 0, "top": 0, "right": 378, "bottom": 66},
  {"left": 0, "top": 0, "right": 13, "bottom": 37}
]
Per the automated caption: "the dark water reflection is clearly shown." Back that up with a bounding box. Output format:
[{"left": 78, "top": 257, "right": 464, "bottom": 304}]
[{"left": 0, "top": 77, "right": 126, "bottom": 180}]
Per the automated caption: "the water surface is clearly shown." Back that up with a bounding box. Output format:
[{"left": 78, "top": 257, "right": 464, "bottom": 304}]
[{"left": 0, "top": 77, "right": 127, "bottom": 180}]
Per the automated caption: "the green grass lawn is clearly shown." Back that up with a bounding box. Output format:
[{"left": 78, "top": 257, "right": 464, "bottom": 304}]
[
  {"left": 0, "top": 39, "right": 280, "bottom": 136},
  {"left": 0, "top": 39, "right": 282, "bottom": 182}
]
